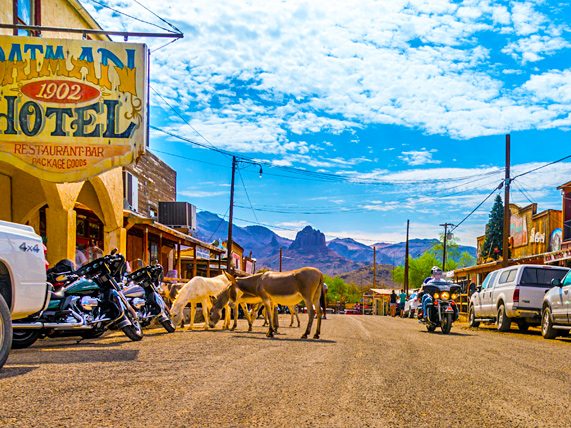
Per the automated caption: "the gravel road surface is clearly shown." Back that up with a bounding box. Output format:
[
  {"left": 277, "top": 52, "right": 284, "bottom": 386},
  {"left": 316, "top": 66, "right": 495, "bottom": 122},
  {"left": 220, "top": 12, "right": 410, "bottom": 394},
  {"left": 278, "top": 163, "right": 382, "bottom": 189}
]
[{"left": 1, "top": 315, "right": 570, "bottom": 427}]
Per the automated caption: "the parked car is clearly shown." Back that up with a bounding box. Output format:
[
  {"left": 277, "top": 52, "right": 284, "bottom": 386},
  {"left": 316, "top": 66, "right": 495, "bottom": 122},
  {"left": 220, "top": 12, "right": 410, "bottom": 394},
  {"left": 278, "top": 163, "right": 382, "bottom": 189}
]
[
  {"left": 541, "top": 271, "right": 571, "bottom": 339},
  {"left": 468, "top": 264, "right": 569, "bottom": 332},
  {"left": 0, "top": 221, "right": 49, "bottom": 369},
  {"left": 403, "top": 292, "right": 420, "bottom": 318}
]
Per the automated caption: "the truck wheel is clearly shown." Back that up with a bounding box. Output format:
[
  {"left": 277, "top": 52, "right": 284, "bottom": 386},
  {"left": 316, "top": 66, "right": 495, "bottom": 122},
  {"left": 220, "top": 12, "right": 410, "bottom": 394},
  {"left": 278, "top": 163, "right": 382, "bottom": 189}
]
[
  {"left": 0, "top": 294, "right": 12, "bottom": 369},
  {"left": 12, "top": 330, "right": 40, "bottom": 349},
  {"left": 468, "top": 306, "right": 480, "bottom": 328},
  {"left": 496, "top": 304, "right": 511, "bottom": 332},
  {"left": 541, "top": 307, "right": 558, "bottom": 339}
]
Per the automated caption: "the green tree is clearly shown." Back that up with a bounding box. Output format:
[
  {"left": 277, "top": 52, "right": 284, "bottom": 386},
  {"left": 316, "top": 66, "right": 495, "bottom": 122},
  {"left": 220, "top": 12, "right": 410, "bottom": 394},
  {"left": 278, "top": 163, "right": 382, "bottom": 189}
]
[
  {"left": 481, "top": 194, "right": 504, "bottom": 260},
  {"left": 324, "top": 275, "right": 361, "bottom": 303},
  {"left": 392, "top": 251, "right": 441, "bottom": 289},
  {"left": 429, "top": 234, "right": 475, "bottom": 269}
]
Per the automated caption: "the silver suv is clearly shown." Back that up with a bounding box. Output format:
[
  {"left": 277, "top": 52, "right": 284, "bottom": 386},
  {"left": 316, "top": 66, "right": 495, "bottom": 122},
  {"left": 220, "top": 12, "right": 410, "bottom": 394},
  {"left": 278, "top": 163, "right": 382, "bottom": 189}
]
[
  {"left": 541, "top": 272, "right": 571, "bottom": 339},
  {"left": 469, "top": 264, "right": 569, "bottom": 332}
]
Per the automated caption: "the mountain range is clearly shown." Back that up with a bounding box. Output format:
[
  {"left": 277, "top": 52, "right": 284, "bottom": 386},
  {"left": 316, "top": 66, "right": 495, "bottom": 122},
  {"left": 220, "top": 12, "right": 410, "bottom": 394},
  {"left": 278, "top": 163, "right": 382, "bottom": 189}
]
[{"left": 194, "top": 211, "right": 477, "bottom": 278}]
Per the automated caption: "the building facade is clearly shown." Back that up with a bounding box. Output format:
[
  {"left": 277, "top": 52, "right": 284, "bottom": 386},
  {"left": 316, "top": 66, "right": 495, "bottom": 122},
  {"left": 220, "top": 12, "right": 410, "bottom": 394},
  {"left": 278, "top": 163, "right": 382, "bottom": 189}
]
[{"left": 0, "top": 0, "right": 127, "bottom": 265}]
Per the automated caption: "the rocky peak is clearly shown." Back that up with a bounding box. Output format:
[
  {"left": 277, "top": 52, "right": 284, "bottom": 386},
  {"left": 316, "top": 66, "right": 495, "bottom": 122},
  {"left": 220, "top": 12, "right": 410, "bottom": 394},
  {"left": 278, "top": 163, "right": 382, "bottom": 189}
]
[{"left": 289, "top": 226, "right": 327, "bottom": 253}]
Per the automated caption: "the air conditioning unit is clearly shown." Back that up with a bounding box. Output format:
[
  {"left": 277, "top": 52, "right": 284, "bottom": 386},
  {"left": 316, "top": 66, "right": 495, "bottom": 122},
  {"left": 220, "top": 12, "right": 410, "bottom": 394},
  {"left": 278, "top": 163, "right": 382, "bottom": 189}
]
[
  {"left": 158, "top": 202, "right": 197, "bottom": 230},
  {"left": 123, "top": 171, "right": 139, "bottom": 212}
]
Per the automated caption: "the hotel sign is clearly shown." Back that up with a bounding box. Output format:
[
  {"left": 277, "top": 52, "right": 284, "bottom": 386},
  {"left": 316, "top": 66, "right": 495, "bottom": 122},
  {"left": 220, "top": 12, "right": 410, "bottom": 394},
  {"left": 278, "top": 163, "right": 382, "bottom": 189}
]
[{"left": 0, "top": 36, "right": 147, "bottom": 182}]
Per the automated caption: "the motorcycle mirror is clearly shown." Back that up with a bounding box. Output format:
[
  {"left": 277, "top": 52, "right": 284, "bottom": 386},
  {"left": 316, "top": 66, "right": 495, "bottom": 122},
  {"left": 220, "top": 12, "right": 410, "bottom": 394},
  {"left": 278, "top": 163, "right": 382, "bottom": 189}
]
[{"left": 110, "top": 248, "right": 118, "bottom": 255}]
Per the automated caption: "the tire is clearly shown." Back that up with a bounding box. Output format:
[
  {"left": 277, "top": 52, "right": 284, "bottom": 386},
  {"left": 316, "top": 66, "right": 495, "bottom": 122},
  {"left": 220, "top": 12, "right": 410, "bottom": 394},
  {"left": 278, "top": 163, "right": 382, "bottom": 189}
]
[
  {"left": 426, "top": 325, "right": 437, "bottom": 332},
  {"left": 468, "top": 306, "right": 480, "bottom": 328},
  {"left": 160, "top": 317, "right": 176, "bottom": 333},
  {"left": 516, "top": 321, "right": 529, "bottom": 332},
  {"left": 441, "top": 313, "right": 453, "bottom": 334},
  {"left": 121, "top": 316, "right": 143, "bottom": 341},
  {"left": 11, "top": 330, "right": 40, "bottom": 349},
  {"left": 541, "top": 307, "right": 558, "bottom": 339},
  {"left": 0, "top": 294, "right": 12, "bottom": 369},
  {"left": 496, "top": 304, "right": 511, "bottom": 332}
]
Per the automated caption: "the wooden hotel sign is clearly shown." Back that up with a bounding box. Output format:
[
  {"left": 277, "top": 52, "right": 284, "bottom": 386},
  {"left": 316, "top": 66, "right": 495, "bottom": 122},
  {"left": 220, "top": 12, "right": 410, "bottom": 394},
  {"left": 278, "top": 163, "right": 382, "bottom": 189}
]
[{"left": 0, "top": 35, "right": 148, "bottom": 182}]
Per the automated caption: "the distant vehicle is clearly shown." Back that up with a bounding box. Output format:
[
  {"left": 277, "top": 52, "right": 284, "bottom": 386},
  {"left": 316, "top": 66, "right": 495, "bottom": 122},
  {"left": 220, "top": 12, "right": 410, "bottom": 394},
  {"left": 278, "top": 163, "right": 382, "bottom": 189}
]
[
  {"left": 541, "top": 272, "right": 571, "bottom": 339},
  {"left": 403, "top": 292, "right": 420, "bottom": 318},
  {"left": 469, "top": 264, "right": 569, "bottom": 332},
  {"left": 0, "top": 221, "right": 49, "bottom": 369}
]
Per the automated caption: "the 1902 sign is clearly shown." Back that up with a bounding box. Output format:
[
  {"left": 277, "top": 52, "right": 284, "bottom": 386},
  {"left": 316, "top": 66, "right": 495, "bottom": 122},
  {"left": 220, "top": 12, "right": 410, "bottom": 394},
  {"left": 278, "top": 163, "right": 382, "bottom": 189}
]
[{"left": 0, "top": 36, "right": 148, "bottom": 182}]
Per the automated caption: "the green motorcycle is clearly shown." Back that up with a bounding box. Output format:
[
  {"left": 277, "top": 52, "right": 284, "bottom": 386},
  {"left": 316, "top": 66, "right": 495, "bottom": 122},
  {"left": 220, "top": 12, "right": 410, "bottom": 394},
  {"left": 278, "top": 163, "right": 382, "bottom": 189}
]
[{"left": 12, "top": 253, "right": 143, "bottom": 348}]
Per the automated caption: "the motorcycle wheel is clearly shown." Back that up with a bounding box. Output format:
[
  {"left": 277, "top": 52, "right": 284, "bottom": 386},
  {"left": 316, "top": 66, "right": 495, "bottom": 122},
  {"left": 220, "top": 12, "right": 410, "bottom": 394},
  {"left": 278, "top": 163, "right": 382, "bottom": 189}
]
[
  {"left": 441, "top": 313, "right": 453, "bottom": 334},
  {"left": 121, "top": 314, "right": 143, "bottom": 341},
  {"left": 0, "top": 294, "right": 12, "bottom": 368},
  {"left": 12, "top": 330, "right": 40, "bottom": 349},
  {"left": 160, "top": 317, "right": 176, "bottom": 333},
  {"left": 426, "top": 325, "right": 437, "bottom": 332}
]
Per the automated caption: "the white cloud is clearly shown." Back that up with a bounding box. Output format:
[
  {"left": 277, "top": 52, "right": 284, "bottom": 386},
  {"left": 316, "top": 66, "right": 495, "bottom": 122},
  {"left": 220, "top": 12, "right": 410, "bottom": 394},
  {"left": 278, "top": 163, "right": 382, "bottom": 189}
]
[
  {"left": 398, "top": 149, "right": 441, "bottom": 166},
  {"left": 179, "top": 190, "right": 227, "bottom": 198}
]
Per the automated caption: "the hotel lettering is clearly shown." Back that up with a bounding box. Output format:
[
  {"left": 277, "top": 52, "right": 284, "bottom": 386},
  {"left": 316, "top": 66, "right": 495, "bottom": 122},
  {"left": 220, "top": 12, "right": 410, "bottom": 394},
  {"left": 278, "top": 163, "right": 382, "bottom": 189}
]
[{"left": 0, "top": 36, "right": 148, "bottom": 182}]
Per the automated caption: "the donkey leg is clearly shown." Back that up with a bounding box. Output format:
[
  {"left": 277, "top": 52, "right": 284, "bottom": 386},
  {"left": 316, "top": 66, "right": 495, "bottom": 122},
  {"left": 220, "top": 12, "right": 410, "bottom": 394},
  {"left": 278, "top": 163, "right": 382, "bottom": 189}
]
[
  {"left": 295, "top": 307, "right": 301, "bottom": 328},
  {"left": 302, "top": 303, "right": 315, "bottom": 339},
  {"left": 263, "top": 300, "right": 275, "bottom": 338},
  {"left": 223, "top": 304, "right": 231, "bottom": 330},
  {"left": 188, "top": 303, "right": 196, "bottom": 331},
  {"left": 274, "top": 305, "right": 280, "bottom": 334},
  {"left": 313, "top": 298, "right": 322, "bottom": 340},
  {"left": 202, "top": 299, "right": 211, "bottom": 330}
]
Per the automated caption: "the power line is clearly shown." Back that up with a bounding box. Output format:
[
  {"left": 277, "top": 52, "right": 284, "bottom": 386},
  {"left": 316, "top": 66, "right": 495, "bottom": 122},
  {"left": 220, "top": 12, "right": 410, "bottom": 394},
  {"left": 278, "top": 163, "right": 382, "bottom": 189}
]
[
  {"left": 87, "top": 0, "right": 176, "bottom": 34},
  {"left": 512, "top": 154, "right": 571, "bottom": 181},
  {"left": 450, "top": 181, "right": 504, "bottom": 232},
  {"left": 131, "top": 0, "right": 182, "bottom": 34},
  {"left": 237, "top": 168, "right": 260, "bottom": 224},
  {"left": 207, "top": 207, "right": 229, "bottom": 243}
]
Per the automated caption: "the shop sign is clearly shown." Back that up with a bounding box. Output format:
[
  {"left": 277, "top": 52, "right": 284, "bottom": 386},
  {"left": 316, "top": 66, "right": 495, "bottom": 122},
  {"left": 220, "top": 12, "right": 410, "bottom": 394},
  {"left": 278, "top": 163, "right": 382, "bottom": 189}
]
[
  {"left": 196, "top": 247, "right": 210, "bottom": 260},
  {"left": 545, "top": 247, "right": 571, "bottom": 264},
  {"left": 0, "top": 36, "right": 148, "bottom": 182},
  {"left": 510, "top": 214, "right": 528, "bottom": 247},
  {"left": 549, "top": 228, "right": 562, "bottom": 252}
]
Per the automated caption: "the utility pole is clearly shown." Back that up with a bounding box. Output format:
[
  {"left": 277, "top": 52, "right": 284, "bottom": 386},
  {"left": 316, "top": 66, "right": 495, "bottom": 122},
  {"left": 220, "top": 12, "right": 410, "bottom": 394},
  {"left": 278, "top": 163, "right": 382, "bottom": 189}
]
[
  {"left": 226, "top": 156, "right": 237, "bottom": 271},
  {"left": 440, "top": 222, "right": 454, "bottom": 272},
  {"left": 279, "top": 247, "right": 283, "bottom": 272},
  {"left": 502, "top": 134, "right": 511, "bottom": 267},
  {"left": 404, "top": 220, "right": 410, "bottom": 294},
  {"left": 373, "top": 246, "right": 377, "bottom": 289}
]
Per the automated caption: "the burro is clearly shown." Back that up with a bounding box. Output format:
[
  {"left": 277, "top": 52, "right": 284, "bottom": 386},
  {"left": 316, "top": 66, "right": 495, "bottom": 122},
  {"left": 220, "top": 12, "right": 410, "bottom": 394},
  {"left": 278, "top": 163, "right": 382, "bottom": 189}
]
[{"left": 0, "top": 95, "right": 136, "bottom": 139}]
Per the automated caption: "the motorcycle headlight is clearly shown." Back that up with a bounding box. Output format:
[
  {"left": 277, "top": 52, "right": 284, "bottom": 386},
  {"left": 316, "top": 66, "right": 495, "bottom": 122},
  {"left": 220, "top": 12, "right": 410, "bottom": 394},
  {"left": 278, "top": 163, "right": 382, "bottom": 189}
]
[
  {"left": 451, "top": 293, "right": 458, "bottom": 300},
  {"left": 441, "top": 291, "right": 450, "bottom": 300},
  {"left": 433, "top": 292, "right": 440, "bottom": 299}
]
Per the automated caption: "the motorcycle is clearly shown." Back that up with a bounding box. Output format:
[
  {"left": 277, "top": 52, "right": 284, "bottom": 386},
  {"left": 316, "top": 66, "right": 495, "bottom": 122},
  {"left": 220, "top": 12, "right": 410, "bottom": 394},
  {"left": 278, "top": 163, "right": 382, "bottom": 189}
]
[
  {"left": 120, "top": 264, "right": 176, "bottom": 333},
  {"left": 418, "top": 280, "right": 460, "bottom": 334},
  {"left": 12, "top": 253, "right": 144, "bottom": 348}
]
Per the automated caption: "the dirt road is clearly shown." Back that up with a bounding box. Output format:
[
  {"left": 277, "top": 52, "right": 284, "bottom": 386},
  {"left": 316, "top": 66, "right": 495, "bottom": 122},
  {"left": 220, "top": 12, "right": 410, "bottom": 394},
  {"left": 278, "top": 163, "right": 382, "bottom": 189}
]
[{"left": 1, "top": 315, "right": 570, "bottom": 427}]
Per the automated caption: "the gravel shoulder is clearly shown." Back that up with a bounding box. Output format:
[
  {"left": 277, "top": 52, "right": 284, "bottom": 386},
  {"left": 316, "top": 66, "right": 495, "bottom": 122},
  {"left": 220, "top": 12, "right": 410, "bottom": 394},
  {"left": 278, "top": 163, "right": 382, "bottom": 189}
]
[{"left": 1, "top": 315, "right": 569, "bottom": 427}]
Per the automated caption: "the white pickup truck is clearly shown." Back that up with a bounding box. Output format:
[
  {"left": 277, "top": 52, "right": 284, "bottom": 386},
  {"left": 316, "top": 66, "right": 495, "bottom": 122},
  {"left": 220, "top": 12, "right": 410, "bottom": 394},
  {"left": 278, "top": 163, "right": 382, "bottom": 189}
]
[
  {"left": 0, "top": 220, "right": 49, "bottom": 368},
  {"left": 468, "top": 264, "right": 569, "bottom": 332}
]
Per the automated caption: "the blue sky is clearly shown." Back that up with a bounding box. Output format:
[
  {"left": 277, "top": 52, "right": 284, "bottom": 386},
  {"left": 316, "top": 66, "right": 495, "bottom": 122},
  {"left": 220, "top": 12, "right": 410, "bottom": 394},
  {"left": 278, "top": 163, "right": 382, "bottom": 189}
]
[{"left": 87, "top": 0, "right": 571, "bottom": 246}]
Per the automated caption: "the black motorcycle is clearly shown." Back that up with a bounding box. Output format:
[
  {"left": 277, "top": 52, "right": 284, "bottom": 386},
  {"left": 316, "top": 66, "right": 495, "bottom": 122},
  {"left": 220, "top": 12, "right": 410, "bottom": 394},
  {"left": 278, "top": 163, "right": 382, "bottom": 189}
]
[
  {"left": 12, "top": 253, "right": 143, "bottom": 348},
  {"left": 418, "top": 280, "right": 460, "bottom": 334},
  {"left": 121, "top": 264, "right": 176, "bottom": 333}
]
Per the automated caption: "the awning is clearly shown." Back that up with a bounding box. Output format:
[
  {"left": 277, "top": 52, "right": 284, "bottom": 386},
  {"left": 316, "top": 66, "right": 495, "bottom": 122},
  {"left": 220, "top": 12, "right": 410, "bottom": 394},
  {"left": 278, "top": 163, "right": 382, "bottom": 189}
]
[{"left": 123, "top": 210, "right": 223, "bottom": 253}]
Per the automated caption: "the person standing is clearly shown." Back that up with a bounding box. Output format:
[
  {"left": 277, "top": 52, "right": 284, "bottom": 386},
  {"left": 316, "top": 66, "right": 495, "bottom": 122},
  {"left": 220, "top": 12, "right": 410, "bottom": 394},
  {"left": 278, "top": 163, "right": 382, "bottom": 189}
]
[
  {"left": 390, "top": 290, "right": 397, "bottom": 317},
  {"left": 399, "top": 289, "right": 407, "bottom": 317},
  {"left": 320, "top": 282, "right": 328, "bottom": 319}
]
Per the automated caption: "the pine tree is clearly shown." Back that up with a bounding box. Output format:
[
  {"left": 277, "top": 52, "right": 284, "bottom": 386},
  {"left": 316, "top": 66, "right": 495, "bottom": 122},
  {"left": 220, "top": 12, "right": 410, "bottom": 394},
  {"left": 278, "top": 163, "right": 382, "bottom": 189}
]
[{"left": 482, "top": 194, "right": 504, "bottom": 260}]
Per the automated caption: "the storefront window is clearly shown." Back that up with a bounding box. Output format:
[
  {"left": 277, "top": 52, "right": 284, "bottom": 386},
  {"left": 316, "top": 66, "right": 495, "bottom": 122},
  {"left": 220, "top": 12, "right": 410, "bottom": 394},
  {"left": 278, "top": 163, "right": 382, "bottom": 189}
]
[{"left": 150, "top": 241, "right": 158, "bottom": 264}]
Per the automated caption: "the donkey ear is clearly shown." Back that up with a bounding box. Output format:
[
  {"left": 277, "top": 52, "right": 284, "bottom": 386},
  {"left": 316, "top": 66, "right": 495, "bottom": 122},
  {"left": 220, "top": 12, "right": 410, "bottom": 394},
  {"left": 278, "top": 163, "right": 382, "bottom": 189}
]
[{"left": 223, "top": 270, "right": 236, "bottom": 283}]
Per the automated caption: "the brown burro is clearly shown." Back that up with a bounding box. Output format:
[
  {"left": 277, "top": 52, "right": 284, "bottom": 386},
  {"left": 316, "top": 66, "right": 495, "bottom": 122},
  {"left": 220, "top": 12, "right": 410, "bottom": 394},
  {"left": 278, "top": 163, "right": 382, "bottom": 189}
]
[{"left": 212, "top": 268, "right": 324, "bottom": 339}]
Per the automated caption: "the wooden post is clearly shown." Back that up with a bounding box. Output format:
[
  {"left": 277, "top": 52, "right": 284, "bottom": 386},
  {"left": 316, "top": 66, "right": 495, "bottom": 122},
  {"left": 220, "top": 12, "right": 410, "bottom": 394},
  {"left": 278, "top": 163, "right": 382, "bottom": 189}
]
[
  {"left": 279, "top": 247, "right": 283, "bottom": 272},
  {"left": 192, "top": 244, "right": 197, "bottom": 278},
  {"left": 158, "top": 233, "right": 163, "bottom": 266},
  {"left": 439, "top": 222, "right": 454, "bottom": 272},
  {"left": 373, "top": 246, "right": 376, "bottom": 288},
  {"left": 206, "top": 254, "right": 211, "bottom": 277},
  {"left": 502, "top": 134, "right": 511, "bottom": 267},
  {"left": 227, "top": 156, "right": 237, "bottom": 270},
  {"left": 404, "top": 220, "right": 410, "bottom": 294},
  {"left": 143, "top": 227, "right": 149, "bottom": 266},
  {"left": 176, "top": 241, "right": 181, "bottom": 278}
]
